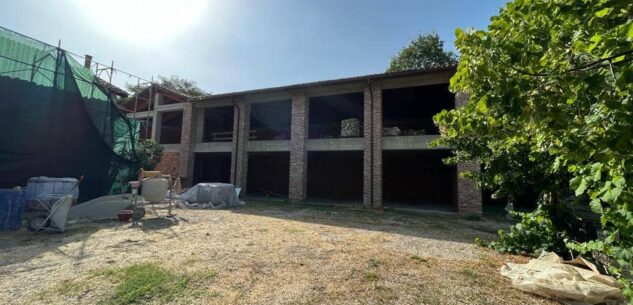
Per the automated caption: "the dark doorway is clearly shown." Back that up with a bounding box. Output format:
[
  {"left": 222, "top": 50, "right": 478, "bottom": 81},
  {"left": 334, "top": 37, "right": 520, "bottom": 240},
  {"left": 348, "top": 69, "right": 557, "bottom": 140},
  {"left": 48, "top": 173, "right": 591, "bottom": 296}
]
[
  {"left": 247, "top": 152, "right": 290, "bottom": 197},
  {"left": 383, "top": 150, "right": 457, "bottom": 211},
  {"left": 307, "top": 151, "right": 363, "bottom": 202},
  {"left": 193, "top": 153, "right": 231, "bottom": 184}
]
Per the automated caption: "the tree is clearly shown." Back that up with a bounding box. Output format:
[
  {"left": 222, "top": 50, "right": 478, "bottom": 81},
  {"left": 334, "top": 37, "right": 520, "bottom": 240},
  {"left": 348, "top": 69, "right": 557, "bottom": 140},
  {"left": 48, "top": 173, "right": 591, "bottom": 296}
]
[
  {"left": 126, "top": 75, "right": 208, "bottom": 97},
  {"left": 386, "top": 33, "right": 458, "bottom": 72},
  {"left": 433, "top": 0, "right": 632, "bottom": 299},
  {"left": 122, "top": 139, "right": 163, "bottom": 170}
]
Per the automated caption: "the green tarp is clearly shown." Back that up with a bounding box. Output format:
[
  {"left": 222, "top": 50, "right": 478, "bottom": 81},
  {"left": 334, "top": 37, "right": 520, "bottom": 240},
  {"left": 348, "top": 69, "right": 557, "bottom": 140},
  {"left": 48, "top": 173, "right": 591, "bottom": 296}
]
[{"left": 0, "top": 27, "right": 139, "bottom": 201}]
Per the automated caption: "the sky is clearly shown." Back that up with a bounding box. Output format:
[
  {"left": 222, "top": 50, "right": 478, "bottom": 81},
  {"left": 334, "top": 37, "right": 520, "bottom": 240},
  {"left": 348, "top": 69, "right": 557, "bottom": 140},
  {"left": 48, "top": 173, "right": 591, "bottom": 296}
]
[{"left": 0, "top": 0, "right": 507, "bottom": 94}]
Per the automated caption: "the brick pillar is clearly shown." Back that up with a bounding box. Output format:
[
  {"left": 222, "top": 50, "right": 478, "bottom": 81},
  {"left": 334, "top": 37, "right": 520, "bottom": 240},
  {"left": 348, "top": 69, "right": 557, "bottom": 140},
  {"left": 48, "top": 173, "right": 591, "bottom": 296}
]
[
  {"left": 363, "top": 85, "right": 382, "bottom": 208},
  {"left": 454, "top": 92, "right": 482, "bottom": 214},
  {"left": 231, "top": 100, "right": 250, "bottom": 192},
  {"left": 150, "top": 91, "right": 163, "bottom": 142},
  {"left": 289, "top": 93, "right": 308, "bottom": 202},
  {"left": 179, "top": 102, "right": 195, "bottom": 186}
]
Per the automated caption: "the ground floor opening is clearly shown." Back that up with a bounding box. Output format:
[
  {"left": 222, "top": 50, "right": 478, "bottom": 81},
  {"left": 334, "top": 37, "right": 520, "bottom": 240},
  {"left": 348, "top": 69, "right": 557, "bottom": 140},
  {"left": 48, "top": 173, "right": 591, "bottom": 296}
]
[
  {"left": 306, "top": 151, "right": 363, "bottom": 203},
  {"left": 193, "top": 152, "right": 231, "bottom": 184},
  {"left": 246, "top": 152, "right": 289, "bottom": 198},
  {"left": 382, "top": 149, "right": 457, "bottom": 212}
]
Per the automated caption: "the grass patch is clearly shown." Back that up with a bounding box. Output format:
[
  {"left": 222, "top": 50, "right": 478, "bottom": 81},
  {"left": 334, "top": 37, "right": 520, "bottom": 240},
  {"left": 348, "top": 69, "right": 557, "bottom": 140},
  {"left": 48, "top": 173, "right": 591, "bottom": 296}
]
[
  {"left": 461, "top": 268, "right": 480, "bottom": 280},
  {"left": 103, "top": 263, "right": 189, "bottom": 305},
  {"left": 410, "top": 255, "right": 428, "bottom": 263},
  {"left": 463, "top": 214, "right": 483, "bottom": 221},
  {"left": 37, "top": 277, "right": 92, "bottom": 300},
  {"left": 284, "top": 227, "right": 304, "bottom": 234},
  {"left": 364, "top": 271, "right": 379, "bottom": 281}
]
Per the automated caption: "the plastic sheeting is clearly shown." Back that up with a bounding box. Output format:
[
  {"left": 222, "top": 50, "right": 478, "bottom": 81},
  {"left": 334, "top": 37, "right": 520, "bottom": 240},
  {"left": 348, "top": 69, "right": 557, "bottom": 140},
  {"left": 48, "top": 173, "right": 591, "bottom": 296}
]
[
  {"left": 500, "top": 252, "right": 626, "bottom": 305},
  {"left": 179, "top": 183, "right": 243, "bottom": 209}
]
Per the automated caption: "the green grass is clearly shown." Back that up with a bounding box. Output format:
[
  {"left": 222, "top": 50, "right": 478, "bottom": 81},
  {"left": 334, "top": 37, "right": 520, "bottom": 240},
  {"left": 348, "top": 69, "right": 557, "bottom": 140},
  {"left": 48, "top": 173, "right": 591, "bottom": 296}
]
[
  {"left": 461, "top": 268, "right": 480, "bottom": 281},
  {"left": 364, "top": 271, "right": 379, "bottom": 281},
  {"left": 103, "top": 263, "right": 189, "bottom": 305}
]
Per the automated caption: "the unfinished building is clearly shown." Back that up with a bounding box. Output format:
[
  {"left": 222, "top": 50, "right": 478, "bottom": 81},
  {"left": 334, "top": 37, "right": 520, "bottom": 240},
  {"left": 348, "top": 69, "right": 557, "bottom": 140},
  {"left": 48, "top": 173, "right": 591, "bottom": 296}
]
[{"left": 123, "top": 67, "right": 482, "bottom": 214}]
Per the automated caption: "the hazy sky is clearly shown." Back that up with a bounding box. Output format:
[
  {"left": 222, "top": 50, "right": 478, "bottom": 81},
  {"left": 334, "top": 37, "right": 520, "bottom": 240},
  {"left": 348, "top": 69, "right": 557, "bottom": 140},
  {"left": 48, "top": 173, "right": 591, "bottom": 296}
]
[{"left": 0, "top": 0, "right": 507, "bottom": 94}]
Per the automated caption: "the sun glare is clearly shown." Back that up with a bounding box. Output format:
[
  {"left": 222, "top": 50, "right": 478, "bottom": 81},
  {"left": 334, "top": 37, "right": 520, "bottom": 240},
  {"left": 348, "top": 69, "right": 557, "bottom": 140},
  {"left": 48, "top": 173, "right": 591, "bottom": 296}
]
[{"left": 74, "top": 0, "right": 209, "bottom": 43}]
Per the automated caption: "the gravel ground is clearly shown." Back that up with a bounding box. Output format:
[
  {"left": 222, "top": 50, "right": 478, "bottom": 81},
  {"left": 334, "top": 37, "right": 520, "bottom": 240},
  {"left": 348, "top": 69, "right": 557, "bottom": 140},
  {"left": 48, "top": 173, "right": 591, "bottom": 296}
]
[{"left": 0, "top": 200, "right": 559, "bottom": 305}]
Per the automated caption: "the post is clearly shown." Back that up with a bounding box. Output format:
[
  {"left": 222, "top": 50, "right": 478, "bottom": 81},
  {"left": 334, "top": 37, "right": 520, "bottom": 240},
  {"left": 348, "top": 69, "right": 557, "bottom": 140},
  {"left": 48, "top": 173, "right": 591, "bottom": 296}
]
[
  {"left": 454, "top": 92, "right": 483, "bottom": 214},
  {"left": 179, "top": 102, "right": 195, "bottom": 186},
  {"left": 288, "top": 93, "right": 309, "bottom": 202},
  {"left": 231, "top": 100, "right": 250, "bottom": 192},
  {"left": 362, "top": 84, "right": 383, "bottom": 208}
]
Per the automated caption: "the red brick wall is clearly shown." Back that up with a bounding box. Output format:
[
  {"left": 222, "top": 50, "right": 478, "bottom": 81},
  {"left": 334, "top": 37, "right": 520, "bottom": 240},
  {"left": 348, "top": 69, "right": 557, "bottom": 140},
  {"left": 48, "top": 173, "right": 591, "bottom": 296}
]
[
  {"left": 289, "top": 93, "right": 308, "bottom": 201},
  {"left": 155, "top": 152, "right": 180, "bottom": 178}
]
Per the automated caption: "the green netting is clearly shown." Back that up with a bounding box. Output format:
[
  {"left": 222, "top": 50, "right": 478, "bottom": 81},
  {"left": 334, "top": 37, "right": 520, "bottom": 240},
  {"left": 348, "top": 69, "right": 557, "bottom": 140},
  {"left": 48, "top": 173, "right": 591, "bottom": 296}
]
[{"left": 0, "top": 27, "right": 139, "bottom": 201}]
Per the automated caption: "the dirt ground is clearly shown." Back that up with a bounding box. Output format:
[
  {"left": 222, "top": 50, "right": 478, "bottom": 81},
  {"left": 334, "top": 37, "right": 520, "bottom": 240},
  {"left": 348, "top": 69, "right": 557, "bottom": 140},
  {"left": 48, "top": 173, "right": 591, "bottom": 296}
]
[{"left": 0, "top": 200, "right": 558, "bottom": 305}]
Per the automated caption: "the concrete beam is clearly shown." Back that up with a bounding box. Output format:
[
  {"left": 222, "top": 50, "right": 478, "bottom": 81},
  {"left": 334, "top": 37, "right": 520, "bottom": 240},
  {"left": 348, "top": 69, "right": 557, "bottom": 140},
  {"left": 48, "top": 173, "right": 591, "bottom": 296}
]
[
  {"left": 194, "top": 142, "right": 233, "bottom": 153},
  {"left": 306, "top": 138, "right": 363, "bottom": 151},
  {"left": 126, "top": 111, "right": 153, "bottom": 119},
  {"left": 248, "top": 140, "right": 290, "bottom": 152},
  {"left": 156, "top": 102, "right": 185, "bottom": 112},
  {"left": 160, "top": 144, "right": 180, "bottom": 153},
  {"left": 150, "top": 92, "right": 163, "bottom": 142},
  {"left": 381, "top": 135, "right": 445, "bottom": 150}
]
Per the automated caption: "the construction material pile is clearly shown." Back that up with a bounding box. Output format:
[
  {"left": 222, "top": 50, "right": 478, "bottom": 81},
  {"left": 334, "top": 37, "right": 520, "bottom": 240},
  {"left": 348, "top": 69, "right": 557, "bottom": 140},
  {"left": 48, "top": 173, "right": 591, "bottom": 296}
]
[{"left": 341, "top": 118, "right": 361, "bottom": 137}]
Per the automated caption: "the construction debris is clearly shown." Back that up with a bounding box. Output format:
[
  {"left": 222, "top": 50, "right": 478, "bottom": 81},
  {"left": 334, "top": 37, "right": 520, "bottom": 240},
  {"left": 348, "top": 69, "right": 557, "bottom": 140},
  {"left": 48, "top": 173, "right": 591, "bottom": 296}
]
[
  {"left": 340, "top": 118, "right": 361, "bottom": 137},
  {"left": 500, "top": 252, "right": 626, "bottom": 305},
  {"left": 382, "top": 127, "right": 401, "bottom": 136}
]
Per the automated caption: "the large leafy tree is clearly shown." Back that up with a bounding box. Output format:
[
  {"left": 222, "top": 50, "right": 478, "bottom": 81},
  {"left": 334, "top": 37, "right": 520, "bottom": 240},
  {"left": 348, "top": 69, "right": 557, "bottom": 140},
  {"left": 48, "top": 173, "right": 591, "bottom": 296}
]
[
  {"left": 387, "top": 33, "right": 457, "bottom": 72},
  {"left": 434, "top": 0, "right": 633, "bottom": 299},
  {"left": 126, "top": 75, "right": 207, "bottom": 97}
]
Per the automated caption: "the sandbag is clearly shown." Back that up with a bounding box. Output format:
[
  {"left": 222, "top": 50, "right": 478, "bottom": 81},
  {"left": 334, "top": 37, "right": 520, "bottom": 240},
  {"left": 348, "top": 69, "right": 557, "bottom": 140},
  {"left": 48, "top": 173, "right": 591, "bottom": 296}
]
[{"left": 500, "top": 252, "right": 626, "bottom": 305}]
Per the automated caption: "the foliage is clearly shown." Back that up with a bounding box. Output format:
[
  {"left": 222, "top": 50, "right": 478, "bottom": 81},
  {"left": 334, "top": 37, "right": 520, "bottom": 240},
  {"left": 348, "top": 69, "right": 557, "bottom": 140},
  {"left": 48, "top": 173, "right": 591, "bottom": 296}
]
[
  {"left": 123, "top": 139, "right": 163, "bottom": 170},
  {"left": 125, "top": 75, "right": 207, "bottom": 97},
  {"left": 484, "top": 196, "right": 587, "bottom": 256},
  {"left": 387, "top": 33, "right": 457, "bottom": 72},
  {"left": 433, "top": 0, "right": 633, "bottom": 299}
]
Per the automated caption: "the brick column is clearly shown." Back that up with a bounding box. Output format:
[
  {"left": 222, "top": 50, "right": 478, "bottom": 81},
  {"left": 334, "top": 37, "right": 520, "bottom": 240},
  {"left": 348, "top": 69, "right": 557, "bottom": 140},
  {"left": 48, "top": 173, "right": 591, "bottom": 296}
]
[
  {"left": 454, "top": 92, "right": 482, "bottom": 214},
  {"left": 289, "top": 93, "right": 309, "bottom": 202},
  {"left": 363, "top": 85, "right": 382, "bottom": 208},
  {"left": 179, "top": 102, "right": 195, "bottom": 186},
  {"left": 230, "top": 100, "right": 250, "bottom": 192}
]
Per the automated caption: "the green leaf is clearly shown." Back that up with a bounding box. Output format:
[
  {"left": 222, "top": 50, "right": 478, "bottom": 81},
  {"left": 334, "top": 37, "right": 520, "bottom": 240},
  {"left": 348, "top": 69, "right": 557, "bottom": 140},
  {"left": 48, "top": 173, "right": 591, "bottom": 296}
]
[{"left": 594, "top": 8, "right": 611, "bottom": 18}]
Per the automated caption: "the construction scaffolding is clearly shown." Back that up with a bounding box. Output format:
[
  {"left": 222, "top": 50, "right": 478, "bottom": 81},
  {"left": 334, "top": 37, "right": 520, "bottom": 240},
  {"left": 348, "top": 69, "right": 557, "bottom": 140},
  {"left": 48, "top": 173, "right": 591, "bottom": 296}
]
[{"left": 0, "top": 26, "right": 145, "bottom": 201}]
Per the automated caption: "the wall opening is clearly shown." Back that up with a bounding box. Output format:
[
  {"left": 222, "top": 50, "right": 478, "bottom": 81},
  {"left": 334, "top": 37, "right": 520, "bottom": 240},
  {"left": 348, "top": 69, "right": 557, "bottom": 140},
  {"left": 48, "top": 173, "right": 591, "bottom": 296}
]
[
  {"left": 138, "top": 117, "right": 152, "bottom": 140},
  {"left": 383, "top": 149, "right": 456, "bottom": 212},
  {"left": 159, "top": 111, "right": 182, "bottom": 144},
  {"left": 193, "top": 152, "right": 231, "bottom": 184},
  {"left": 382, "top": 84, "right": 454, "bottom": 136},
  {"left": 308, "top": 92, "right": 363, "bottom": 139},
  {"left": 250, "top": 100, "right": 291, "bottom": 140},
  {"left": 203, "top": 106, "right": 234, "bottom": 142},
  {"left": 246, "top": 152, "right": 289, "bottom": 197},
  {"left": 307, "top": 151, "right": 363, "bottom": 202}
]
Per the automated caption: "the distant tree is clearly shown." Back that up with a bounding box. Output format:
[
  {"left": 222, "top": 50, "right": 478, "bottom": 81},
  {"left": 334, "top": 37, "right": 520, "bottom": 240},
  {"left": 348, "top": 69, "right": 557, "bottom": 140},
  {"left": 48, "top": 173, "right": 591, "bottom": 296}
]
[
  {"left": 387, "top": 33, "right": 458, "bottom": 72},
  {"left": 125, "top": 75, "right": 208, "bottom": 97}
]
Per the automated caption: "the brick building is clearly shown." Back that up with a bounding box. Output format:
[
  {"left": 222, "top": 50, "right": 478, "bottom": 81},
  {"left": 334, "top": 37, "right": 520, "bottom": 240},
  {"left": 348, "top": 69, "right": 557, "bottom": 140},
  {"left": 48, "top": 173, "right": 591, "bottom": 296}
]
[{"left": 120, "top": 66, "right": 482, "bottom": 214}]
